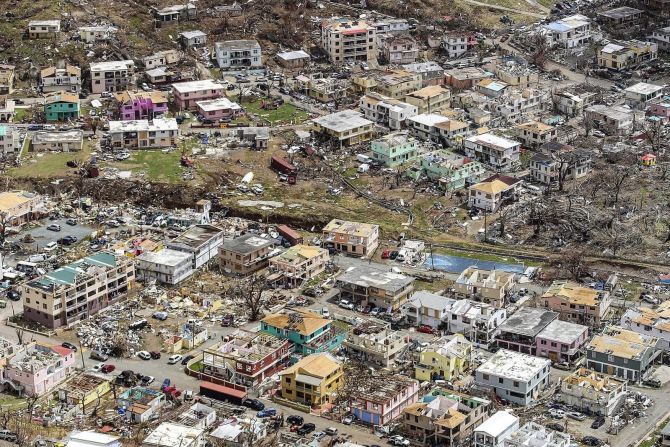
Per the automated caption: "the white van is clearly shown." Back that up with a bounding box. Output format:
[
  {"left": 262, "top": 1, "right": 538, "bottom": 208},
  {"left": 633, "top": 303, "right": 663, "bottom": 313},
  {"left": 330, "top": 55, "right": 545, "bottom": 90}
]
[{"left": 43, "top": 242, "right": 58, "bottom": 252}]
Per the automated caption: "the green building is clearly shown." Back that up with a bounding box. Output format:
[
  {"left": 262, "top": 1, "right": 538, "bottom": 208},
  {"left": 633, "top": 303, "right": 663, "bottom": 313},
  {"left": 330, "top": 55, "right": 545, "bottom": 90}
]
[
  {"left": 261, "top": 309, "right": 346, "bottom": 355},
  {"left": 44, "top": 90, "right": 80, "bottom": 121},
  {"left": 406, "top": 149, "right": 486, "bottom": 191},
  {"left": 370, "top": 131, "right": 419, "bottom": 167}
]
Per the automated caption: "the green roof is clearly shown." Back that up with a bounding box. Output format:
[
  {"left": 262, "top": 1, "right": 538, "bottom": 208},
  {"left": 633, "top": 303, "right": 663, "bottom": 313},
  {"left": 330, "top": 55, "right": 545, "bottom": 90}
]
[
  {"left": 40, "top": 252, "right": 119, "bottom": 287},
  {"left": 0, "top": 127, "right": 6, "bottom": 137}
]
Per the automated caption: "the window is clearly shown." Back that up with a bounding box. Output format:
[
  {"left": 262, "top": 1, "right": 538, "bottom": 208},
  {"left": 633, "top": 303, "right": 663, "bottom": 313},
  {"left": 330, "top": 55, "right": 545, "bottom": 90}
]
[
  {"left": 498, "top": 378, "right": 503, "bottom": 384},
  {"left": 482, "top": 373, "right": 489, "bottom": 380}
]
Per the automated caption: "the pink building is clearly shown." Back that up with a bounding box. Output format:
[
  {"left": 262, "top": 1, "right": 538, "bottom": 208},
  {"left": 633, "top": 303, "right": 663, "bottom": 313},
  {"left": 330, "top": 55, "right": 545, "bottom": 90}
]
[
  {"left": 172, "top": 79, "right": 225, "bottom": 111},
  {"left": 352, "top": 376, "right": 419, "bottom": 425},
  {"left": 535, "top": 319, "right": 588, "bottom": 364},
  {"left": 4, "top": 344, "right": 75, "bottom": 396},
  {"left": 541, "top": 280, "right": 611, "bottom": 327},
  {"left": 648, "top": 101, "right": 670, "bottom": 120},
  {"left": 114, "top": 91, "right": 169, "bottom": 121},
  {"left": 195, "top": 97, "right": 242, "bottom": 121}
]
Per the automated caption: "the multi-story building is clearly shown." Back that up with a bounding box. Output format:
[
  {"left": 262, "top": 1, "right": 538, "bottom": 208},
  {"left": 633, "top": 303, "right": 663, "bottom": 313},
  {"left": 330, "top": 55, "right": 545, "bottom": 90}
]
[
  {"left": 445, "top": 67, "right": 492, "bottom": 90},
  {"left": 108, "top": 118, "right": 179, "bottom": 149},
  {"left": 370, "top": 131, "right": 420, "bottom": 167},
  {"left": 89, "top": 60, "right": 135, "bottom": 94},
  {"left": 542, "top": 14, "right": 592, "bottom": 48},
  {"left": 513, "top": 121, "right": 557, "bottom": 148},
  {"left": 351, "top": 375, "right": 419, "bottom": 425},
  {"left": 40, "top": 64, "right": 81, "bottom": 93},
  {"left": 541, "top": 280, "right": 611, "bottom": 327},
  {"left": 407, "top": 150, "right": 485, "bottom": 191},
  {"left": 353, "top": 70, "right": 422, "bottom": 99},
  {"left": 114, "top": 91, "right": 169, "bottom": 121},
  {"left": 166, "top": 224, "right": 224, "bottom": 270},
  {"left": 28, "top": 20, "right": 61, "bottom": 39},
  {"left": 336, "top": 263, "right": 415, "bottom": 311},
  {"left": 21, "top": 252, "right": 135, "bottom": 329},
  {"left": 202, "top": 330, "right": 292, "bottom": 388},
  {"left": 468, "top": 174, "right": 523, "bottom": 212},
  {"left": 621, "top": 301, "right": 670, "bottom": 351},
  {"left": 268, "top": 244, "right": 329, "bottom": 288},
  {"left": 0, "top": 191, "right": 44, "bottom": 225},
  {"left": 464, "top": 133, "right": 521, "bottom": 172},
  {"left": 408, "top": 114, "right": 469, "bottom": 144},
  {"left": 307, "top": 76, "right": 348, "bottom": 103},
  {"left": 44, "top": 91, "right": 80, "bottom": 121},
  {"left": 0, "top": 64, "right": 15, "bottom": 95},
  {"left": 381, "top": 35, "right": 419, "bottom": 64},
  {"left": 215, "top": 40, "right": 262, "bottom": 70},
  {"left": 218, "top": 233, "right": 275, "bottom": 276},
  {"left": 494, "top": 89, "right": 549, "bottom": 122},
  {"left": 403, "top": 390, "right": 491, "bottom": 447},
  {"left": 474, "top": 411, "right": 520, "bottom": 447},
  {"left": 405, "top": 86, "right": 451, "bottom": 114},
  {"left": 371, "top": 18, "right": 411, "bottom": 35},
  {"left": 31, "top": 130, "right": 83, "bottom": 152},
  {"left": 475, "top": 349, "right": 551, "bottom": 405},
  {"left": 554, "top": 90, "right": 596, "bottom": 117},
  {"left": 558, "top": 368, "right": 627, "bottom": 416},
  {"left": 442, "top": 32, "right": 476, "bottom": 58},
  {"left": 344, "top": 318, "right": 408, "bottom": 367},
  {"left": 0, "top": 99, "right": 15, "bottom": 123},
  {"left": 312, "top": 110, "right": 374, "bottom": 147},
  {"left": 401, "top": 291, "right": 455, "bottom": 328},
  {"left": 624, "top": 82, "right": 664, "bottom": 108},
  {"left": 443, "top": 300, "right": 507, "bottom": 348},
  {"left": 320, "top": 17, "right": 377, "bottom": 64},
  {"left": 261, "top": 309, "right": 346, "bottom": 354},
  {"left": 585, "top": 105, "right": 634, "bottom": 135},
  {"left": 598, "top": 6, "right": 643, "bottom": 28},
  {"left": 598, "top": 40, "right": 657, "bottom": 70},
  {"left": 152, "top": 3, "right": 197, "bottom": 25},
  {"left": 172, "top": 79, "right": 225, "bottom": 111},
  {"left": 142, "top": 50, "right": 181, "bottom": 69},
  {"left": 493, "top": 64, "right": 539, "bottom": 88},
  {"left": 0, "top": 126, "right": 20, "bottom": 156},
  {"left": 78, "top": 25, "right": 117, "bottom": 43},
  {"left": 530, "top": 145, "right": 592, "bottom": 186},
  {"left": 359, "top": 93, "right": 418, "bottom": 130},
  {"left": 496, "top": 308, "right": 559, "bottom": 355},
  {"left": 648, "top": 27, "right": 670, "bottom": 52},
  {"left": 279, "top": 353, "right": 343, "bottom": 406},
  {"left": 403, "top": 61, "right": 445, "bottom": 87},
  {"left": 648, "top": 99, "right": 670, "bottom": 120},
  {"left": 535, "top": 319, "right": 589, "bottom": 364},
  {"left": 321, "top": 219, "right": 379, "bottom": 258},
  {"left": 505, "top": 423, "right": 571, "bottom": 447},
  {"left": 586, "top": 326, "right": 660, "bottom": 382},
  {"left": 454, "top": 267, "right": 516, "bottom": 307},
  {"left": 4, "top": 345, "right": 75, "bottom": 396},
  {"left": 415, "top": 334, "right": 472, "bottom": 381}
]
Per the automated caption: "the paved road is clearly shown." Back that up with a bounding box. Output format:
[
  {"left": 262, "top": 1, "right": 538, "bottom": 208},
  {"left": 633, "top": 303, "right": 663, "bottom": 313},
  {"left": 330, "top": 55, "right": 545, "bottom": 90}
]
[{"left": 8, "top": 219, "right": 96, "bottom": 254}]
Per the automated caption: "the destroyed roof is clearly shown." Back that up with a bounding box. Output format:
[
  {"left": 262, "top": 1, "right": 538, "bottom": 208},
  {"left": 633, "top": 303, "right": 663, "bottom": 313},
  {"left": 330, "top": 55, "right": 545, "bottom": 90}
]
[
  {"left": 466, "top": 133, "right": 519, "bottom": 149},
  {"left": 272, "top": 244, "right": 327, "bottom": 265},
  {"left": 323, "top": 219, "right": 377, "bottom": 237},
  {"left": 351, "top": 374, "right": 417, "bottom": 404},
  {"left": 403, "top": 61, "right": 444, "bottom": 73},
  {"left": 563, "top": 367, "right": 626, "bottom": 391},
  {"left": 137, "top": 248, "right": 191, "bottom": 266},
  {"left": 446, "top": 67, "right": 492, "bottom": 81},
  {"left": 537, "top": 320, "right": 587, "bottom": 344},
  {"left": 479, "top": 79, "right": 508, "bottom": 92},
  {"left": 586, "top": 105, "right": 632, "bottom": 120},
  {"left": 215, "top": 39, "right": 261, "bottom": 51},
  {"left": 113, "top": 90, "right": 169, "bottom": 105},
  {"left": 79, "top": 25, "right": 118, "bottom": 32},
  {"left": 28, "top": 252, "right": 124, "bottom": 292},
  {"left": 622, "top": 301, "right": 670, "bottom": 333},
  {"left": 312, "top": 110, "right": 373, "bottom": 132},
  {"left": 598, "top": 6, "right": 643, "bottom": 19},
  {"left": 407, "top": 85, "right": 450, "bottom": 99},
  {"left": 179, "top": 30, "right": 206, "bottom": 39},
  {"left": 409, "top": 113, "right": 449, "bottom": 127},
  {"left": 542, "top": 280, "right": 605, "bottom": 306},
  {"left": 142, "top": 422, "right": 204, "bottom": 447},
  {"left": 156, "top": 3, "right": 195, "bottom": 13},
  {"left": 279, "top": 352, "right": 341, "bottom": 379},
  {"left": 545, "top": 14, "right": 590, "bottom": 32},
  {"left": 587, "top": 326, "right": 659, "bottom": 359},
  {"left": 168, "top": 224, "right": 223, "bottom": 250},
  {"left": 195, "top": 97, "right": 241, "bottom": 112},
  {"left": 321, "top": 17, "right": 373, "bottom": 32},
  {"left": 220, "top": 233, "right": 274, "bottom": 254},
  {"left": 625, "top": 82, "right": 664, "bottom": 95},
  {"left": 516, "top": 121, "right": 554, "bottom": 133},
  {"left": 41, "top": 64, "right": 80, "bottom": 77},
  {"left": 337, "top": 264, "right": 414, "bottom": 293},
  {"left": 108, "top": 118, "right": 178, "bottom": 133},
  {"left": 276, "top": 50, "right": 310, "bottom": 61},
  {"left": 172, "top": 79, "right": 224, "bottom": 93},
  {"left": 0, "top": 191, "right": 40, "bottom": 211},
  {"left": 44, "top": 91, "right": 79, "bottom": 104},
  {"left": 475, "top": 411, "right": 519, "bottom": 437},
  {"left": 66, "top": 374, "right": 111, "bottom": 399},
  {"left": 262, "top": 309, "right": 331, "bottom": 336},
  {"left": 477, "top": 349, "right": 550, "bottom": 382},
  {"left": 499, "top": 307, "right": 558, "bottom": 337},
  {"left": 206, "top": 330, "right": 287, "bottom": 363},
  {"left": 89, "top": 60, "right": 134, "bottom": 72},
  {"left": 373, "top": 131, "right": 415, "bottom": 149},
  {"left": 32, "top": 130, "right": 83, "bottom": 144}
]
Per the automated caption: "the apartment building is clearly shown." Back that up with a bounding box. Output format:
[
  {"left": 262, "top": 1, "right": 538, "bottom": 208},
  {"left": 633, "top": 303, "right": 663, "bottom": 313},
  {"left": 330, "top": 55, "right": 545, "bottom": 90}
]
[
  {"left": 586, "top": 326, "right": 660, "bottom": 382},
  {"left": 114, "top": 91, "right": 169, "bottom": 121},
  {"left": 493, "top": 64, "right": 539, "bottom": 88},
  {"left": 415, "top": 334, "right": 472, "bottom": 382},
  {"left": 542, "top": 14, "right": 592, "bottom": 48},
  {"left": 5, "top": 345, "right": 75, "bottom": 396},
  {"left": 89, "top": 60, "right": 135, "bottom": 94},
  {"left": 344, "top": 319, "right": 408, "bottom": 367},
  {"left": 558, "top": 368, "right": 627, "bottom": 416},
  {"left": 261, "top": 309, "right": 346, "bottom": 354},
  {"left": 405, "top": 85, "right": 451, "bottom": 114},
  {"left": 442, "top": 32, "right": 476, "bottom": 58},
  {"left": 624, "top": 82, "right": 664, "bottom": 108},
  {"left": 165, "top": 224, "right": 224, "bottom": 271},
  {"left": 322, "top": 219, "right": 379, "bottom": 257},
  {"left": 320, "top": 17, "right": 377, "bottom": 64},
  {"left": 541, "top": 280, "right": 611, "bottom": 327},
  {"left": 279, "top": 353, "right": 343, "bottom": 406},
  {"left": 21, "top": 252, "right": 135, "bottom": 329},
  {"left": 468, "top": 174, "right": 523, "bottom": 212},
  {"left": 445, "top": 67, "right": 492, "bottom": 90},
  {"left": 648, "top": 27, "right": 670, "bottom": 51},
  {"left": 172, "top": 79, "right": 225, "bottom": 110},
  {"left": 370, "top": 131, "right": 420, "bottom": 167},
  {"left": 621, "top": 301, "right": 670, "bottom": 351},
  {"left": 474, "top": 411, "right": 520, "bottom": 447},
  {"left": 31, "top": 130, "right": 83, "bottom": 152},
  {"left": 28, "top": 20, "right": 61, "bottom": 38},
  {"left": 454, "top": 267, "right": 516, "bottom": 307},
  {"left": 351, "top": 375, "right": 419, "bottom": 425},
  {"left": 475, "top": 349, "right": 551, "bottom": 405},
  {"left": 403, "top": 391, "right": 491, "bottom": 447},
  {"left": 0, "top": 99, "right": 15, "bottom": 122},
  {"left": 401, "top": 291, "right": 456, "bottom": 329},
  {"left": 215, "top": 40, "right": 262, "bottom": 70},
  {"left": 0, "top": 65, "right": 15, "bottom": 95},
  {"left": 535, "top": 319, "right": 589, "bottom": 364},
  {"left": 142, "top": 50, "right": 181, "bottom": 69},
  {"left": 108, "top": 118, "right": 179, "bottom": 149},
  {"left": 202, "top": 330, "right": 292, "bottom": 388},
  {"left": 381, "top": 35, "right": 419, "bottom": 64},
  {"left": 513, "top": 121, "right": 557, "bottom": 148},
  {"left": 268, "top": 244, "right": 330, "bottom": 288},
  {"left": 554, "top": 90, "right": 596, "bottom": 116},
  {"left": 598, "top": 40, "right": 657, "bottom": 70},
  {"left": 312, "top": 110, "right": 374, "bottom": 147},
  {"left": 443, "top": 300, "right": 508, "bottom": 348},
  {"left": 407, "top": 150, "right": 486, "bottom": 192},
  {"left": 464, "top": 133, "right": 521, "bottom": 172},
  {"left": 505, "top": 423, "right": 571, "bottom": 447},
  {"left": 40, "top": 65, "right": 81, "bottom": 93},
  {"left": 359, "top": 92, "right": 418, "bottom": 130},
  {"left": 529, "top": 145, "right": 592, "bottom": 186},
  {"left": 336, "top": 263, "right": 415, "bottom": 311},
  {"left": 408, "top": 114, "right": 469, "bottom": 144},
  {"left": 496, "top": 307, "right": 559, "bottom": 355},
  {"left": 494, "top": 89, "right": 549, "bottom": 122},
  {"left": 0, "top": 126, "right": 20, "bottom": 156},
  {"left": 78, "top": 25, "right": 117, "bottom": 43},
  {"left": 44, "top": 91, "right": 80, "bottom": 121},
  {"left": 598, "top": 6, "right": 643, "bottom": 28},
  {"left": 585, "top": 105, "right": 634, "bottom": 135},
  {"left": 354, "top": 70, "right": 422, "bottom": 99},
  {"left": 218, "top": 233, "right": 275, "bottom": 276}
]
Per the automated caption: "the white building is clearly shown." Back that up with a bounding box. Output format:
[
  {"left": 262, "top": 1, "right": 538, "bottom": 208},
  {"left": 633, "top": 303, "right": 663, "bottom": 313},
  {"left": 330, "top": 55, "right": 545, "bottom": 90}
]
[
  {"left": 89, "top": 60, "right": 135, "bottom": 94},
  {"left": 108, "top": 118, "right": 179, "bottom": 149},
  {"left": 0, "top": 126, "right": 20, "bottom": 156},
  {"left": 215, "top": 40, "right": 263, "bottom": 71},
  {"left": 66, "top": 431, "right": 121, "bottom": 447},
  {"left": 585, "top": 105, "right": 634, "bottom": 136},
  {"left": 401, "top": 291, "right": 455, "bottom": 328},
  {"left": 445, "top": 300, "right": 508, "bottom": 348},
  {"left": 464, "top": 133, "right": 521, "bottom": 172},
  {"left": 40, "top": 65, "right": 81, "bottom": 93},
  {"left": 558, "top": 368, "right": 628, "bottom": 416},
  {"left": 78, "top": 26, "right": 117, "bottom": 43},
  {"left": 408, "top": 113, "right": 469, "bottom": 144},
  {"left": 554, "top": 91, "right": 595, "bottom": 117},
  {"left": 468, "top": 174, "right": 523, "bottom": 212},
  {"left": 494, "top": 89, "right": 549, "bottom": 122},
  {"left": 359, "top": 92, "right": 418, "bottom": 130},
  {"left": 542, "top": 14, "right": 592, "bottom": 48},
  {"left": 648, "top": 27, "right": 670, "bottom": 51},
  {"left": 442, "top": 32, "right": 474, "bottom": 58},
  {"left": 624, "top": 82, "right": 664, "bottom": 109},
  {"left": 136, "top": 248, "right": 193, "bottom": 285},
  {"left": 344, "top": 319, "right": 408, "bottom": 367},
  {"left": 505, "top": 423, "right": 570, "bottom": 447},
  {"left": 179, "top": 30, "right": 207, "bottom": 47},
  {"left": 474, "top": 411, "right": 520, "bottom": 447},
  {"left": 28, "top": 20, "right": 61, "bottom": 38},
  {"left": 142, "top": 422, "right": 205, "bottom": 447},
  {"left": 475, "top": 350, "right": 551, "bottom": 406},
  {"left": 165, "top": 224, "right": 224, "bottom": 270},
  {"left": 321, "top": 17, "right": 377, "bottom": 64}
]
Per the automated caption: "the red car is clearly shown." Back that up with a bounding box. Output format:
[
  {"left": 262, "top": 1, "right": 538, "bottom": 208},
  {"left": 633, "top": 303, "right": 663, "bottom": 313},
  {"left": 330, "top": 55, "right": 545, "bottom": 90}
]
[
  {"left": 381, "top": 250, "right": 391, "bottom": 259},
  {"left": 417, "top": 325, "right": 435, "bottom": 334},
  {"left": 101, "top": 364, "right": 116, "bottom": 373}
]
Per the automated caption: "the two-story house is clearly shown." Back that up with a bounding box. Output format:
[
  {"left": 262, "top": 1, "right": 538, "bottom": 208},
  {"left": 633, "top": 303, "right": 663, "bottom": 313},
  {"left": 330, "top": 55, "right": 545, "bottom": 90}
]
[
  {"left": 89, "top": 60, "right": 135, "bottom": 94},
  {"left": 464, "top": 133, "right": 521, "bottom": 172},
  {"left": 40, "top": 64, "right": 81, "bottom": 93},
  {"left": 415, "top": 334, "right": 472, "bottom": 382},
  {"left": 322, "top": 219, "right": 379, "bottom": 258},
  {"left": 261, "top": 309, "right": 346, "bottom": 354},
  {"left": 215, "top": 40, "right": 263, "bottom": 71},
  {"left": 279, "top": 353, "right": 343, "bottom": 407},
  {"left": 343, "top": 318, "right": 408, "bottom": 367},
  {"left": 218, "top": 233, "right": 275, "bottom": 276},
  {"left": 172, "top": 79, "right": 225, "bottom": 111},
  {"left": 336, "top": 263, "right": 415, "bottom": 311},
  {"left": 268, "top": 244, "right": 330, "bottom": 288},
  {"left": 541, "top": 280, "right": 611, "bottom": 327}
]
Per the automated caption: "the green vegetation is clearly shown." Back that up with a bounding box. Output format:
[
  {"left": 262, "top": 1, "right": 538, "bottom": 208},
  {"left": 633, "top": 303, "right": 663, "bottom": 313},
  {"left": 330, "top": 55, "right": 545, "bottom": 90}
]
[
  {"left": 14, "top": 108, "right": 28, "bottom": 122},
  {"left": 243, "top": 98, "right": 308, "bottom": 125},
  {"left": 113, "top": 149, "right": 186, "bottom": 183},
  {"left": 10, "top": 140, "right": 93, "bottom": 178},
  {"left": 0, "top": 395, "right": 27, "bottom": 409},
  {"left": 188, "top": 361, "right": 205, "bottom": 373}
]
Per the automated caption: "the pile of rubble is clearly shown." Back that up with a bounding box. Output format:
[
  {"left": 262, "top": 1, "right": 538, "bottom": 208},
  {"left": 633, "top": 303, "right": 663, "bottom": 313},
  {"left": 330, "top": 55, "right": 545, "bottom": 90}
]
[
  {"left": 74, "top": 302, "right": 149, "bottom": 356},
  {"left": 607, "top": 391, "right": 654, "bottom": 434}
]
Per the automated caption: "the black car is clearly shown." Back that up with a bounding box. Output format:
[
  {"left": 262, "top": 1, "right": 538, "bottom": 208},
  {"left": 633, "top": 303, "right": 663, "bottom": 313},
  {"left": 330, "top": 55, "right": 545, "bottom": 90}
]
[
  {"left": 389, "top": 251, "right": 399, "bottom": 260},
  {"left": 297, "top": 423, "right": 316, "bottom": 436},
  {"left": 287, "top": 415, "right": 304, "bottom": 426},
  {"left": 59, "top": 235, "right": 78, "bottom": 245},
  {"left": 582, "top": 436, "right": 603, "bottom": 446},
  {"left": 242, "top": 398, "right": 265, "bottom": 411},
  {"left": 61, "top": 342, "right": 78, "bottom": 352},
  {"left": 7, "top": 290, "right": 20, "bottom": 301},
  {"left": 643, "top": 378, "right": 662, "bottom": 388},
  {"left": 591, "top": 417, "right": 605, "bottom": 429},
  {"left": 546, "top": 423, "right": 565, "bottom": 432},
  {"left": 181, "top": 354, "right": 195, "bottom": 365}
]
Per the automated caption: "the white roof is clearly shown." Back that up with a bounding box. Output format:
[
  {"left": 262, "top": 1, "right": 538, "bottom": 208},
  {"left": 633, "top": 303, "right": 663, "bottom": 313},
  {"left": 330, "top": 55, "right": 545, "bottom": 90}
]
[
  {"left": 475, "top": 411, "right": 519, "bottom": 437},
  {"left": 277, "top": 50, "right": 310, "bottom": 61},
  {"left": 172, "top": 79, "right": 223, "bottom": 94},
  {"left": 108, "top": 118, "right": 178, "bottom": 133},
  {"left": 67, "top": 431, "right": 120, "bottom": 447},
  {"left": 143, "top": 422, "right": 204, "bottom": 447},
  {"left": 625, "top": 82, "right": 663, "bottom": 95},
  {"left": 476, "top": 349, "right": 550, "bottom": 382},
  {"left": 196, "top": 97, "right": 241, "bottom": 112},
  {"left": 29, "top": 20, "right": 60, "bottom": 27},
  {"left": 405, "top": 291, "right": 456, "bottom": 311},
  {"left": 600, "top": 43, "right": 625, "bottom": 54},
  {"left": 138, "top": 248, "right": 191, "bottom": 267},
  {"left": 180, "top": 30, "right": 206, "bottom": 39},
  {"left": 90, "top": 60, "right": 134, "bottom": 72},
  {"left": 409, "top": 113, "right": 449, "bottom": 127},
  {"left": 312, "top": 110, "right": 373, "bottom": 132},
  {"left": 467, "top": 133, "right": 519, "bottom": 149}
]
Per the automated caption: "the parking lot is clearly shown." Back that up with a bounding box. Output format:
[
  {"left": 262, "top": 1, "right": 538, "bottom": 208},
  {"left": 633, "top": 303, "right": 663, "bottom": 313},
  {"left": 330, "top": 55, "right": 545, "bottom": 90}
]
[{"left": 8, "top": 218, "right": 96, "bottom": 254}]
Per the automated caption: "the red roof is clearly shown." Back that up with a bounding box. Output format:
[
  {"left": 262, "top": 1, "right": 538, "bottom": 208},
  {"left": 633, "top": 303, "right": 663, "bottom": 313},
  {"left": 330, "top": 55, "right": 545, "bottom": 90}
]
[
  {"left": 200, "top": 381, "right": 247, "bottom": 399},
  {"left": 51, "top": 345, "right": 73, "bottom": 357},
  {"left": 641, "top": 153, "right": 656, "bottom": 161}
]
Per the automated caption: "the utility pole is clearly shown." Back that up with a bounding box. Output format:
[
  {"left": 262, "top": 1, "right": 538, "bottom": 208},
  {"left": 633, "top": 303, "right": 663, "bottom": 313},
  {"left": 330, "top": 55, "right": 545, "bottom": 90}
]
[{"left": 78, "top": 339, "right": 86, "bottom": 370}]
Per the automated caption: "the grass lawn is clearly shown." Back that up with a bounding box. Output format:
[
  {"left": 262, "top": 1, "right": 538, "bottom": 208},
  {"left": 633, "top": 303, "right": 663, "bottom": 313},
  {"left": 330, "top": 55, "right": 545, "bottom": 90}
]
[
  {"left": 14, "top": 108, "right": 28, "bottom": 122},
  {"left": 111, "top": 149, "right": 186, "bottom": 183},
  {"left": 0, "top": 394, "right": 26, "bottom": 409},
  {"left": 10, "top": 140, "right": 94, "bottom": 178},
  {"left": 243, "top": 98, "right": 308, "bottom": 125}
]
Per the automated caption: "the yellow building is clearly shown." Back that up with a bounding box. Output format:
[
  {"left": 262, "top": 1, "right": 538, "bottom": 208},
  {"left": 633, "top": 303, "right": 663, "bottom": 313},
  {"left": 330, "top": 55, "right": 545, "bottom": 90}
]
[
  {"left": 268, "top": 244, "right": 330, "bottom": 288},
  {"left": 415, "top": 334, "right": 472, "bottom": 382},
  {"left": 597, "top": 40, "right": 657, "bottom": 70},
  {"left": 59, "top": 374, "right": 111, "bottom": 410},
  {"left": 279, "top": 353, "right": 343, "bottom": 406},
  {"left": 405, "top": 85, "right": 451, "bottom": 114}
]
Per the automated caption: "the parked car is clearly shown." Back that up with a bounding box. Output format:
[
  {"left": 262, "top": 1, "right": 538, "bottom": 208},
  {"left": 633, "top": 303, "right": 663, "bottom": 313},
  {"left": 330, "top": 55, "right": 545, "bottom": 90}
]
[
  {"left": 338, "top": 299, "right": 354, "bottom": 310},
  {"left": 553, "top": 362, "right": 571, "bottom": 371},
  {"left": 90, "top": 350, "right": 109, "bottom": 361},
  {"left": 137, "top": 351, "right": 151, "bottom": 360},
  {"left": 6, "top": 290, "right": 20, "bottom": 301},
  {"left": 141, "top": 375, "right": 155, "bottom": 385},
  {"left": 324, "top": 427, "right": 338, "bottom": 436},
  {"left": 168, "top": 354, "right": 183, "bottom": 364},
  {"left": 643, "top": 378, "right": 662, "bottom": 388},
  {"left": 221, "top": 314, "right": 234, "bottom": 326},
  {"left": 322, "top": 307, "right": 330, "bottom": 318},
  {"left": 591, "top": 417, "right": 606, "bottom": 429},
  {"left": 242, "top": 398, "right": 265, "bottom": 411},
  {"left": 389, "top": 251, "right": 399, "bottom": 260},
  {"left": 287, "top": 415, "right": 304, "bottom": 426},
  {"left": 0, "top": 430, "right": 18, "bottom": 442},
  {"left": 66, "top": 218, "right": 77, "bottom": 226},
  {"left": 59, "top": 235, "right": 78, "bottom": 245},
  {"left": 548, "top": 409, "right": 565, "bottom": 419},
  {"left": 297, "top": 423, "right": 316, "bottom": 436},
  {"left": 47, "top": 224, "right": 61, "bottom": 231},
  {"left": 91, "top": 363, "right": 104, "bottom": 372},
  {"left": 582, "top": 436, "right": 603, "bottom": 446},
  {"left": 417, "top": 325, "right": 435, "bottom": 334},
  {"left": 101, "top": 364, "right": 116, "bottom": 374},
  {"left": 181, "top": 355, "right": 194, "bottom": 365},
  {"left": 150, "top": 351, "right": 161, "bottom": 359},
  {"left": 381, "top": 250, "right": 391, "bottom": 259},
  {"left": 341, "top": 414, "right": 354, "bottom": 425},
  {"left": 389, "top": 435, "right": 410, "bottom": 446},
  {"left": 567, "top": 411, "right": 586, "bottom": 421},
  {"left": 61, "top": 342, "right": 77, "bottom": 351},
  {"left": 257, "top": 408, "right": 277, "bottom": 418}
]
